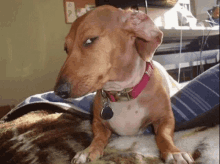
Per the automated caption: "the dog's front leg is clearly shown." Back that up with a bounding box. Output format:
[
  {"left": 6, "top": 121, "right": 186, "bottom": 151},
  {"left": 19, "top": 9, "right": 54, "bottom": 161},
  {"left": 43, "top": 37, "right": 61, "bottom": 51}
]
[
  {"left": 154, "top": 117, "right": 194, "bottom": 164},
  {"left": 72, "top": 93, "right": 112, "bottom": 164},
  {"left": 72, "top": 118, "right": 111, "bottom": 164}
]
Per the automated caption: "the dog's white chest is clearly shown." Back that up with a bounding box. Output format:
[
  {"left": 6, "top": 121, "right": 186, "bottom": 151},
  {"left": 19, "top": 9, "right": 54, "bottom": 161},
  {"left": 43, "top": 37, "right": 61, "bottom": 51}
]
[{"left": 107, "top": 99, "right": 148, "bottom": 136}]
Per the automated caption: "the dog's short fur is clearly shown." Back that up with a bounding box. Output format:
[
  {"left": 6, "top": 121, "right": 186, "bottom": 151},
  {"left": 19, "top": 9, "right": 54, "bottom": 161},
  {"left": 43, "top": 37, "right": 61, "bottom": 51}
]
[{"left": 54, "top": 5, "right": 194, "bottom": 164}]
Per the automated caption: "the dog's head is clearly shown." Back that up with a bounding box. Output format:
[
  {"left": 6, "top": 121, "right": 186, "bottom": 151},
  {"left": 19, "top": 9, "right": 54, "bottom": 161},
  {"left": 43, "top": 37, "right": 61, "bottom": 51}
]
[{"left": 54, "top": 5, "right": 163, "bottom": 99}]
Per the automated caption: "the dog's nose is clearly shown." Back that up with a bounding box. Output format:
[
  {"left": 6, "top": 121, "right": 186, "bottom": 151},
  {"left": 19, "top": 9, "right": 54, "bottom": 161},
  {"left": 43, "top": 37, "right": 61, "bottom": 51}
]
[{"left": 54, "top": 81, "right": 71, "bottom": 99}]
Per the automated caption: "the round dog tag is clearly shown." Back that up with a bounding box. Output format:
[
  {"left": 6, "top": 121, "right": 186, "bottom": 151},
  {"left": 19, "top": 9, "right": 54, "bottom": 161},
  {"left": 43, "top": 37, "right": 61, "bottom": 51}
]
[{"left": 101, "top": 106, "right": 114, "bottom": 120}]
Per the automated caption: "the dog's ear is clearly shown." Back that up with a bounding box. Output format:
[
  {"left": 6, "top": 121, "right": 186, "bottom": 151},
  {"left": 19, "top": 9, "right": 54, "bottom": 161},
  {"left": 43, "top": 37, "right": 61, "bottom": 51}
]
[{"left": 121, "top": 9, "right": 163, "bottom": 61}]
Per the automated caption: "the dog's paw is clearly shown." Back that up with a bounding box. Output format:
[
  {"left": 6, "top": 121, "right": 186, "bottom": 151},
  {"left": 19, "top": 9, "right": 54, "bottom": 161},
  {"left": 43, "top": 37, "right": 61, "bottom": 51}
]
[
  {"left": 71, "top": 151, "right": 88, "bottom": 164},
  {"left": 165, "top": 152, "right": 194, "bottom": 164},
  {"left": 71, "top": 148, "right": 103, "bottom": 164}
]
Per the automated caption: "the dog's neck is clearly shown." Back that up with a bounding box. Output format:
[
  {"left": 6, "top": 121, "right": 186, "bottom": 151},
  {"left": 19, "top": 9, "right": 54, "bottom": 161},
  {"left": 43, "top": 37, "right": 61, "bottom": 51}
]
[
  {"left": 103, "top": 57, "right": 147, "bottom": 91},
  {"left": 102, "top": 59, "right": 153, "bottom": 102}
]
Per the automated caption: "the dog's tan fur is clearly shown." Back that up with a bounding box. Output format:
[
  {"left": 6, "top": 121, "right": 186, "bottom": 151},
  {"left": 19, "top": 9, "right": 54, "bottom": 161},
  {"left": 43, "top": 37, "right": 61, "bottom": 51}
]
[{"left": 55, "top": 5, "right": 194, "bottom": 164}]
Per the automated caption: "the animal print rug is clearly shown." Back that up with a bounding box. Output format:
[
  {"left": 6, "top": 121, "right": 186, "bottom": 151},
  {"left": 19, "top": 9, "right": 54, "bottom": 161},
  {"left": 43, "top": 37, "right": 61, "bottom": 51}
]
[{"left": 0, "top": 102, "right": 219, "bottom": 164}]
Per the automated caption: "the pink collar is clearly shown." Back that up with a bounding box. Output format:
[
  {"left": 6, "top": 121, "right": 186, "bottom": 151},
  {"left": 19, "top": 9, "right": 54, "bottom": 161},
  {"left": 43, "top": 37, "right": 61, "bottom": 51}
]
[{"left": 103, "top": 61, "right": 153, "bottom": 102}]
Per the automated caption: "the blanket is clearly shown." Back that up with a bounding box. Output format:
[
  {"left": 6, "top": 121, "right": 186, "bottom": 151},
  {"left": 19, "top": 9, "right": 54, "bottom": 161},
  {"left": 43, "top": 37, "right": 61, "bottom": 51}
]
[{"left": 0, "top": 104, "right": 219, "bottom": 164}]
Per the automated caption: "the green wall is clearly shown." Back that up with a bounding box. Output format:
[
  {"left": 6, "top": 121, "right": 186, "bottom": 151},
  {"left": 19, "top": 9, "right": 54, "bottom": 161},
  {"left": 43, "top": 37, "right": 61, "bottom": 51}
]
[{"left": 0, "top": 0, "right": 71, "bottom": 106}]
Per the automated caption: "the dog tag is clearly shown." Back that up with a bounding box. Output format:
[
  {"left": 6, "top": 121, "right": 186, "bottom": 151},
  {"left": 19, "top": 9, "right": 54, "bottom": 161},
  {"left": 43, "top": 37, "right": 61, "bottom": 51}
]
[{"left": 101, "top": 106, "right": 114, "bottom": 120}]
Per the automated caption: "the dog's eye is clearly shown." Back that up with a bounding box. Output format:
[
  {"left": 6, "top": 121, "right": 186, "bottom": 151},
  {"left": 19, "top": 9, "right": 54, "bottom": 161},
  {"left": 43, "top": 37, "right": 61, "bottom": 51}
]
[{"left": 83, "top": 37, "right": 98, "bottom": 47}]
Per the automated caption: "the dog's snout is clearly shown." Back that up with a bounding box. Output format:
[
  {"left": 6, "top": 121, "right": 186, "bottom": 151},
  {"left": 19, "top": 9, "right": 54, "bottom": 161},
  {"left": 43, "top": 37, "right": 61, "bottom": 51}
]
[{"left": 54, "top": 81, "right": 71, "bottom": 99}]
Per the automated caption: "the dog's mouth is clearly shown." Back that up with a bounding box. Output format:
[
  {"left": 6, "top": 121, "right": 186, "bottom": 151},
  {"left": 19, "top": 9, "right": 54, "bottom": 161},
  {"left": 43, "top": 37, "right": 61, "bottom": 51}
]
[
  {"left": 54, "top": 77, "right": 106, "bottom": 99},
  {"left": 54, "top": 61, "right": 112, "bottom": 99}
]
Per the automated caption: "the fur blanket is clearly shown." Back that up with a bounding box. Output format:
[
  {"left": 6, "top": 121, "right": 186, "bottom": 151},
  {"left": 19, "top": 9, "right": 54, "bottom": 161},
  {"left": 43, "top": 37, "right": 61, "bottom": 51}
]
[{"left": 0, "top": 104, "right": 219, "bottom": 164}]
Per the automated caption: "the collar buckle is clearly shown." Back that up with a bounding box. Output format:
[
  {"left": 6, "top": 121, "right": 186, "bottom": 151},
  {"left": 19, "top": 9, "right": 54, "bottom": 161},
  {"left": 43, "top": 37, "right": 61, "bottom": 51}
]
[{"left": 116, "top": 88, "right": 133, "bottom": 101}]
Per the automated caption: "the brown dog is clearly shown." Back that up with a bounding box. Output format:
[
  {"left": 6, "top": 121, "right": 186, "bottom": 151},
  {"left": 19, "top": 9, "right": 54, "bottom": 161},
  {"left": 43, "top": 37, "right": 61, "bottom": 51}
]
[{"left": 54, "top": 5, "right": 194, "bottom": 164}]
